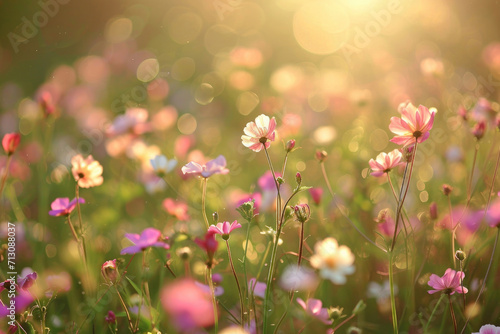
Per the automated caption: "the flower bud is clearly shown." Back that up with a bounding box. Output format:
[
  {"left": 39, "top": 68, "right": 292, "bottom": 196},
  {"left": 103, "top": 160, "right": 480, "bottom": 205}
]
[
  {"left": 236, "top": 199, "right": 256, "bottom": 222},
  {"left": 286, "top": 139, "right": 295, "bottom": 152},
  {"left": 101, "top": 259, "right": 119, "bottom": 284},
  {"left": 295, "top": 172, "right": 302, "bottom": 185},
  {"left": 442, "top": 184, "right": 453, "bottom": 196},
  {"left": 455, "top": 249, "right": 466, "bottom": 261},
  {"left": 471, "top": 120, "right": 486, "bottom": 140},
  {"left": 352, "top": 300, "right": 366, "bottom": 315},
  {"left": 315, "top": 150, "right": 328, "bottom": 162},
  {"left": 429, "top": 202, "right": 438, "bottom": 220},
  {"left": 293, "top": 204, "right": 310, "bottom": 223},
  {"left": 328, "top": 306, "right": 344, "bottom": 321},
  {"left": 105, "top": 310, "right": 116, "bottom": 324},
  {"left": 39, "top": 91, "right": 55, "bottom": 117},
  {"left": 2, "top": 133, "right": 20, "bottom": 155},
  {"left": 458, "top": 106, "right": 468, "bottom": 121},
  {"left": 212, "top": 212, "right": 219, "bottom": 223},
  {"left": 399, "top": 146, "right": 414, "bottom": 163}
]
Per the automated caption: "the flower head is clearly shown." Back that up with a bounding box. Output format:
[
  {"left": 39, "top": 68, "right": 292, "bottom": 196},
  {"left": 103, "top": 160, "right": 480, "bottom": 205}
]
[
  {"left": 150, "top": 154, "right": 177, "bottom": 176},
  {"left": 389, "top": 104, "right": 436, "bottom": 147},
  {"left": 163, "top": 198, "right": 190, "bottom": 221},
  {"left": 310, "top": 238, "right": 355, "bottom": 284},
  {"left": 427, "top": 268, "right": 468, "bottom": 295},
  {"left": 71, "top": 154, "right": 103, "bottom": 188},
  {"left": 49, "top": 197, "right": 85, "bottom": 216},
  {"left": 472, "top": 120, "right": 487, "bottom": 140},
  {"left": 296, "top": 298, "right": 332, "bottom": 325},
  {"left": 101, "top": 259, "right": 119, "bottom": 284},
  {"left": 472, "top": 325, "right": 500, "bottom": 334},
  {"left": 369, "top": 149, "right": 404, "bottom": 177},
  {"left": 309, "top": 187, "right": 323, "bottom": 205},
  {"left": 248, "top": 278, "right": 266, "bottom": 299},
  {"left": 105, "top": 311, "right": 116, "bottom": 324},
  {"left": 241, "top": 114, "right": 277, "bottom": 152},
  {"left": 2, "top": 133, "right": 21, "bottom": 155},
  {"left": 486, "top": 198, "right": 500, "bottom": 228},
  {"left": 120, "top": 228, "right": 169, "bottom": 255},
  {"left": 293, "top": 204, "right": 311, "bottom": 223},
  {"left": 18, "top": 272, "right": 37, "bottom": 291},
  {"left": 106, "top": 108, "right": 151, "bottom": 137},
  {"left": 208, "top": 220, "right": 242, "bottom": 240},
  {"left": 195, "top": 230, "right": 219, "bottom": 267},
  {"left": 182, "top": 155, "right": 229, "bottom": 178}
]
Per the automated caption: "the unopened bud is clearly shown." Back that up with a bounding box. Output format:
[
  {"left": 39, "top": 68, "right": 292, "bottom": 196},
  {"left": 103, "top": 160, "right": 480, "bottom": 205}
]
[
  {"left": 399, "top": 146, "right": 414, "bottom": 163},
  {"left": 458, "top": 106, "right": 468, "bottom": 121},
  {"left": 286, "top": 139, "right": 296, "bottom": 152},
  {"left": 352, "top": 300, "right": 366, "bottom": 315},
  {"left": 101, "top": 259, "right": 119, "bottom": 284},
  {"left": 316, "top": 150, "right": 328, "bottom": 162},
  {"left": 471, "top": 121, "right": 486, "bottom": 140},
  {"left": 442, "top": 184, "right": 453, "bottom": 196},
  {"left": 293, "top": 204, "right": 310, "bottom": 223},
  {"left": 236, "top": 199, "right": 256, "bottom": 222},
  {"left": 295, "top": 172, "right": 302, "bottom": 185},
  {"left": 212, "top": 212, "right": 219, "bottom": 223},
  {"left": 328, "top": 306, "right": 344, "bottom": 320},
  {"left": 455, "top": 250, "right": 466, "bottom": 261},
  {"left": 429, "top": 202, "right": 438, "bottom": 220}
]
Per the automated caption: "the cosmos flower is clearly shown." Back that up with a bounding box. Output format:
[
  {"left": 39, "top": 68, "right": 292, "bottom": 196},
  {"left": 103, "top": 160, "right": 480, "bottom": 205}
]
[
  {"left": 369, "top": 149, "right": 404, "bottom": 177},
  {"left": 279, "top": 265, "right": 318, "bottom": 292},
  {"left": 163, "top": 198, "right": 190, "bottom": 221},
  {"left": 472, "top": 325, "right": 500, "bottom": 334},
  {"left": 2, "top": 133, "right": 20, "bottom": 155},
  {"left": 120, "top": 228, "right": 169, "bottom": 255},
  {"left": 310, "top": 238, "right": 355, "bottom": 285},
  {"left": 427, "top": 268, "right": 468, "bottom": 295},
  {"left": 150, "top": 154, "right": 177, "bottom": 176},
  {"left": 296, "top": 298, "right": 332, "bottom": 325},
  {"left": 208, "top": 220, "right": 242, "bottom": 239},
  {"left": 241, "top": 114, "right": 277, "bottom": 152},
  {"left": 182, "top": 155, "right": 229, "bottom": 178},
  {"left": 389, "top": 104, "right": 436, "bottom": 147},
  {"left": 49, "top": 197, "right": 85, "bottom": 216},
  {"left": 71, "top": 154, "right": 104, "bottom": 188}
]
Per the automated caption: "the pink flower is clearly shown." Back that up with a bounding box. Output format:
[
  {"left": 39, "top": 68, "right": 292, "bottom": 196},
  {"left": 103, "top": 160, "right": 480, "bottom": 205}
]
[
  {"left": 0, "top": 291, "right": 33, "bottom": 317},
  {"left": 46, "top": 272, "right": 72, "bottom": 295},
  {"left": 120, "top": 228, "right": 169, "bottom": 255},
  {"left": 241, "top": 114, "right": 277, "bottom": 152},
  {"left": 162, "top": 198, "right": 190, "bottom": 221},
  {"left": 473, "top": 325, "right": 500, "bottom": 334},
  {"left": 258, "top": 171, "right": 281, "bottom": 191},
  {"left": 472, "top": 120, "right": 487, "bottom": 140},
  {"left": 427, "top": 268, "right": 468, "bottom": 295},
  {"left": 49, "top": 197, "right": 85, "bottom": 216},
  {"left": 106, "top": 108, "right": 151, "bottom": 137},
  {"left": 369, "top": 149, "right": 404, "bottom": 177},
  {"left": 71, "top": 154, "right": 104, "bottom": 188},
  {"left": 101, "top": 259, "right": 118, "bottom": 283},
  {"left": 208, "top": 220, "right": 242, "bottom": 239},
  {"left": 2, "top": 133, "right": 21, "bottom": 155},
  {"left": 389, "top": 104, "right": 436, "bottom": 147},
  {"left": 486, "top": 198, "right": 500, "bottom": 228},
  {"left": 181, "top": 155, "right": 229, "bottom": 178},
  {"left": 309, "top": 187, "right": 323, "bottom": 205},
  {"left": 161, "top": 279, "right": 215, "bottom": 331},
  {"left": 38, "top": 91, "right": 55, "bottom": 117},
  {"left": 105, "top": 311, "right": 116, "bottom": 324},
  {"left": 18, "top": 272, "right": 37, "bottom": 291},
  {"left": 296, "top": 298, "right": 332, "bottom": 325},
  {"left": 195, "top": 230, "right": 219, "bottom": 267},
  {"left": 248, "top": 278, "right": 266, "bottom": 299}
]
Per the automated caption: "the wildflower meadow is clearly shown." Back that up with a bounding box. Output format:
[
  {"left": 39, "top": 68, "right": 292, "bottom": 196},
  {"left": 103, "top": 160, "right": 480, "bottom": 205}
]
[{"left": 1, "top": 0, "right": 500, "bottom": 333}]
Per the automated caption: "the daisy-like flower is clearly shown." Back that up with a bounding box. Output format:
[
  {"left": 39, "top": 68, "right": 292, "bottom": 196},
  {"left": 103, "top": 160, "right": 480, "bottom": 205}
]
[
  {"left": 182, "top": 155, "right": 229, "bottom": 178},
  {"left": 241, "top": 114, "right": 277, "bottom": 152},
  {"left": 296, "top": 298, "right": 332, "bottom": 325},
  {"left": 369, "top": 149, "right": 404, "bottom": 177},
  {"left": 427, "top": 268, "right": 468, "bottom": 295},
  {"left": 389, "top": 104, "right": 436, "bottom": 147},
  {"left": 71, "top": 154, "right": 104, "bottom": 188},
  {"left": 310, "top": 238, "right": 355, "bottom": 284},
  {"left": 2, "top": 133, "right": 21, "bottom": 155},
  {"left": 49, "top": 197, "right": 85, "bottom": 216},
  {"left": 208, "top": 220, "right": 242, "bottom": 240},
  {"left": 120, "top": 228, "right": 169, "bottom": 255},
  {"left": 473, "top": 325, "right": 500, "bottom": 334},
  {"left": 150, "top": 154, "right": 177, "bottom": 176}
]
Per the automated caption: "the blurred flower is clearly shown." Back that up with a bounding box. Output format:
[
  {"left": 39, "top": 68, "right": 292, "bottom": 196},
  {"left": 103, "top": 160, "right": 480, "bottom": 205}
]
[
  {"left": 472, "top": 325, "right": 500, "bottom": 334},
  {"left": 389, "top": 104, "right": 435, "bottom": 147},
  {"left": 442, "top": 184, "right": 453, "bottom": 196},
  {"left": 0, "top": 280, "right": 15, "bottom": 293},
  {"left": 258, "top": 171, "right": 281, "bottom": 192},
  {"left": 49, "top": 197, "right": 85, "bottom": 216},
  {"left": 208, "top": 220, "right": 242, "bottom": 240},
  {"left": 420, "top": 58, "right": 444, "bottom": 77},
  {"left": 176, "top": 247, "right": 192, "bottom": 260},
  {"left": 310, "top": 238, "right": 355, "bottom": 284},
  {"left": 38, "top": 91, "right": 55, "bottom": 117},
  {"left": 194, "top": 281, "right": 224, "bottom": 296},
  {"left": 101, "top": 259, "right": 118, "bottom": 284},
  {"left": 2, "top": 133, "right": 20, "bottom": 155},
  {"left": 316, "top": 150, "right": 328, "bottom": 162},
  {"left": 248, "top": 278, "right": 266, "bottom": 298},
  {"left": 161, "top": 279, "right": 215, "bottom": 331},
  {"left": 472, "top": 120, "right": 487, "bottom": 140},
  {"left": 279, "top": 265, "right": 318, "bottom": 291},
  {"left": 428, "top": 268, "right": 468, "bottom": 295},
  {"left": 105, "top": 311, "right": 116, "bottom": 324},
  {"left": 163, "top": 198, "right": 189, "bottom": 221},
  {"left": 71, "top": 154, "right": 103, "bottom": 188},
  {"left": 46, "top": 272, "right": 71, "bottom": 295},
  {"left": 0, "top": 291, "right": 33, "bottom": 317},
  {"left": 182, "top": 155, "right": 229, "bottom": 178},
  {"left": 429, "top": 202, "right": 438, "bottom": 220},
  {"left": 150, "top": 154, "right": 177, "bottom": 176},
  {"left": 367, "top": 280, "right": 395, "bottom": 301},
  {"left": 285, "top": 139, "right": 296, "bottom": 152},
  {"left": 106, "top": 108, "right": 151, "bottom": 137},
  {"left": 195, "top": 230, "right": 218, "bottom": 267},
  {"left": 369, "top": 149, "right": 404, "bottom": 177},
  {"left": 296, "top": 298, "right": 332, "bottom": 325},
  {"left": 309, "top": 187, "right": 323, "bottom": 205},
  {"left": 241, "top": 114, "right": 277, "bottom": 152},
  {"left": 486, "top": 198, "right": 500, "bottom": 228},
  {"left": 18, "top": 272, "right": 37, "bottom": 291},
  {"left": 120, "top": 228, "right": 169, "bottom": 255}
]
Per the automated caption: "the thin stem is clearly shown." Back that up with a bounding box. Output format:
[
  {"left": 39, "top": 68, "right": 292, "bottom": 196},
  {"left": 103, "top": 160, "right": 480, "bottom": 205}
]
[
  {"left": 242, "top": 219, "right": 252, "bottom": 327},
  {"left": 467, "top": 143, "right": 479, "bottom": 202},
  {"left": 208, "top": 267, "right": 219, "bottom": 333},
  {"left": 484, "top": 147, "right": 500, "bottom": 216},
  {"left": 331, "top": 313, "right": 356, "bottom": 333},
  {"left": 423, "top": 293, "right": 445, "bottom": 332},
  {"left": 0, "top": 155, "right": 12, "bottom": 199},
  {"left": 459, "top": 261, "right": 466, "bottom": 311},
  {"left": 75, "top": 183, "right": 90, "bottom": 288},
  {"left": 280, "top": 152, "right": 289, "bottom": 176},
  {"left": 448, "top": 195, "right": 457, "bottom": 268},
  {"left": 226, "top": 240, "right": 244, "bottom": 325},
  {"left": 449, "top": 295, "right": 457, "bottom": 334},
  {"left": 66, "top": 216, "right": 80, "bottom": 244},
  {"left": 202, "top": 178, "right": 209, "bottom": 229},
  {"left": 114, "top": 286, "right": 135, "bottom": 333},
  {"left": 389, "top": 252, "right": 398, "bottom": 334},
  {"left": 298, "top": 223, "right": 304, "bottom": 266}
]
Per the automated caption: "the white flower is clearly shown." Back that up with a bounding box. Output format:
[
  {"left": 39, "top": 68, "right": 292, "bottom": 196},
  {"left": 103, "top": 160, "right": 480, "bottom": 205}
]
[
  {"left": 150, "top": 155, "right": 177, "bottom": 176},
  {"left": 279, "top": 265, "right": 319, "bottom": 292},
  {"left": 310, "top": 238, "right": 355, "bottom": 284}
]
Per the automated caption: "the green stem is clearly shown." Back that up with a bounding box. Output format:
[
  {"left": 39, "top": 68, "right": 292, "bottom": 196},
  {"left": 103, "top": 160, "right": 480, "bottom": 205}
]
[
  {"left": 202, "top": 178, "right": 209, "bottom": 229},
  {"left": 424, "top": 293, "right": 445, "bottom": 333},
  {"left": 75, "top": 183, "right": 91, "bottom": 291},
  {"left": 226, "top": 240, "right": 244, "bottom": 325},
  {"left": 114, "top": 286, "right": 134, "bottom": 333},
  {"left": 208, "top": 267, "right": 219, "bottom": 333},
  {"left": 449, "top": 295, "right": 457, "bottom": 334},
  {"left": 389, "top": 252, "right": 398, "bottom": 334}
]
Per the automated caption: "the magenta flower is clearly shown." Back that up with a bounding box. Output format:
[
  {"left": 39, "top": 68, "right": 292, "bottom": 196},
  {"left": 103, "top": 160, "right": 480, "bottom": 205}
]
[
  {"left": 18, "top": 272, "right": 37, "bottom": 291},
  {"left": 195, "top": 230, "right": 219, "bottom": 267},
  {"left": 0, "top": 290, "right": 33, "bottom": 317},
  {"left": 181, "top": 155, "right": 229, "bottom": 178},
  {"left": 163, "top": 198, "right": 190, "bottom": 221},
  {"left": 241, "top": 114, "right": 277, "bottom": 152},
  {"left": 106, "top": 108, "right": 151, "bottom": 137},
  {"left": 486, "top": 198, "right": 500, "bottom": 228},
  {"left": 105, "top": 311, "right": 116, "bottom": 324},
  {"left": 120, "top": 228, "right": 169, "bottom": 255},
  {"left": 2, "top": 133, "right": 21, "bottom": 155},
  {"left": 49, "top": 197, "right": 85, "bottom": 216},
  {"left": 208, "top": 220, "right": 242, "bottom": 240},
  {"left": 369, "top": 149, "right": 404, "bottom": 177},
  {"left": 296, "top": 298, "right": 332, "bottom": 325},
  {"left": 309, "top": 187, "right": 323, "bottom": 205},
  {"left": 427, "top": 268, "right": 468, "bottom": 295},
  {"left": 473, "top": 325, "right": 500, "bottom": 334},
  {"left": 389, "top": 104, "right": 436, "bottom": 147}
]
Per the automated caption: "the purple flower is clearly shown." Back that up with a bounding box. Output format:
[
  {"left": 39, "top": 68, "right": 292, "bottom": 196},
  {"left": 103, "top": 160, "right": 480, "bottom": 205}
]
[
  {"left": 296, "top": 298, "right": 332, "bottom": 325},
  {"left": 181, "top": 155, "right": 229, "bottom": 178},
  {"left": 49, "top": 197, "right": 85, "bottom": 216},
  {"left": 120, "top": 228, "right": 170, "bottom": 255},
  {"left": 194, "top": 281, "right": 224, "bottom": 296},
  {"left": 18, "top": 272, "right": 37, "bottom": 291},
  {"left": 486, "top": 198, "right": 500, "bottom": 228},
  {"left": 105, "top": 310, "right": 116, "bottom": 324},
  {"left": 428, "top": 268, "right": 468, "bottom": 295},
  {"left": 258, "top": 171, "right": 281, "bottom": 191},
  {"left": 473, "top": 325, "right": 500, "bottom": 334},
  {"left": 208, "top": 220, "right": 242, "bottom": 239},
  {"left": 0, "top": 290, "right": 33, "bottom": 316},
  {"left": 248, "top": 278, "right": 266, "bottom": 299}
]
